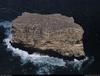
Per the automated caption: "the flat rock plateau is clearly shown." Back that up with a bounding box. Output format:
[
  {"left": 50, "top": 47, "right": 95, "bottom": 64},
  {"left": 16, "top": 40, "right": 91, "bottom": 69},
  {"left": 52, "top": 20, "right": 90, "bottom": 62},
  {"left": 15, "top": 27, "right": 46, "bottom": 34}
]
[{"left": 11, "top": 12, "right": 85, "bottom": 57}]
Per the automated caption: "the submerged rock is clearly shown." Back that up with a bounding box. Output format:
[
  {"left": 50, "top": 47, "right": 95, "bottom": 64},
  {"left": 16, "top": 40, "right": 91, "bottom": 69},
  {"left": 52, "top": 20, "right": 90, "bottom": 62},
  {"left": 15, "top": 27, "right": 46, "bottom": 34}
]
[{"left": 11, "top": 12, "right": 85, "bottom": 57}]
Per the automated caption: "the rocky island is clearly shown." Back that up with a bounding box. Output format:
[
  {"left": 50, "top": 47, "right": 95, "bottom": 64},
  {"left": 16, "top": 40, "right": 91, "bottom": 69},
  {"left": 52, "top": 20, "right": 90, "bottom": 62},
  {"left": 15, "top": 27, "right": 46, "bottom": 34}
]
[{"left": 11, "top": 12, "right": 85, "bottom": 57}]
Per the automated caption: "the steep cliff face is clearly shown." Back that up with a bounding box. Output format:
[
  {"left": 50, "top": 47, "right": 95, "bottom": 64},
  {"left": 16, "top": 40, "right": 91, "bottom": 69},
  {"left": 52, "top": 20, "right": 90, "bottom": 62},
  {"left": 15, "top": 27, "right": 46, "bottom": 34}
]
[{"left": 11, "top": 12, "right": 85, "bottom": 57}]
